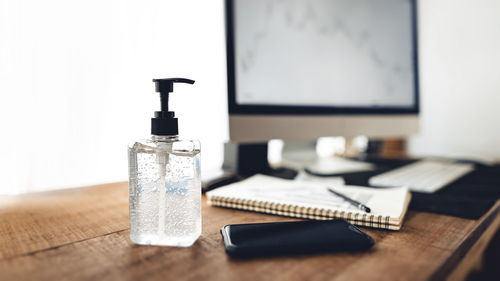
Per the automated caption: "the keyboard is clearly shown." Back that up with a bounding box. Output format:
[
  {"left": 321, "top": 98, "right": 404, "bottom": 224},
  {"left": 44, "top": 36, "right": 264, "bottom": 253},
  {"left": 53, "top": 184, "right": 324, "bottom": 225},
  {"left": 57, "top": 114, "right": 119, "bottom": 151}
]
[{"left": 369, "top": 159, "right": 474, "bottom": 193}]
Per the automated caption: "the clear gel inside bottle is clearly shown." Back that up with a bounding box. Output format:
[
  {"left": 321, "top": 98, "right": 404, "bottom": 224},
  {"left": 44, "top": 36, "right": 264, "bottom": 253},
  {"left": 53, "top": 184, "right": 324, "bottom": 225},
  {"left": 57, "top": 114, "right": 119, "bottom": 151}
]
[{"left": 128, "top": 135, "right": 201, "bottom": 246}]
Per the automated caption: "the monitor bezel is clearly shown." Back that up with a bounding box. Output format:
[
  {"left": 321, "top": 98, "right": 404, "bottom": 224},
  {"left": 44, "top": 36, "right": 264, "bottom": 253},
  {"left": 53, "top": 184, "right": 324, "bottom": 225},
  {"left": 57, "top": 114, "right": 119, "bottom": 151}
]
[{"left": 225, "top": 0, "right": 420, "bottom": 115}]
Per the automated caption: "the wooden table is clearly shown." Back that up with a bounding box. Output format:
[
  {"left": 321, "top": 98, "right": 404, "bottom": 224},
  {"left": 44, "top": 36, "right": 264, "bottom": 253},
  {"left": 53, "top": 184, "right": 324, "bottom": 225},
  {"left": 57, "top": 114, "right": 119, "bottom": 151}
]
[{"left": 1, "top": 182, "right": 499, "bottom": 281}]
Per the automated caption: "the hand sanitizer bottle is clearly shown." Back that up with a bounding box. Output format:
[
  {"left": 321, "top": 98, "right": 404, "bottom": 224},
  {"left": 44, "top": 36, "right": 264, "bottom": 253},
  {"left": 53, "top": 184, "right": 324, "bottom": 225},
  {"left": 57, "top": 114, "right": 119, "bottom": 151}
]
[{"left": 128, "top": 78, "right": 201, "bottom": 247}]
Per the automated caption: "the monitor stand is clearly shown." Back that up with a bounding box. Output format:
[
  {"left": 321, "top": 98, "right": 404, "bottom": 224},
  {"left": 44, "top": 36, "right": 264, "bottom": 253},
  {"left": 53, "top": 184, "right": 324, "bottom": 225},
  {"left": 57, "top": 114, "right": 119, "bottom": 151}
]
[
  {"left": 223, "top": 140, "right": 373, "bottom": 179},
  {"left": 280, "top": 140, "right": 318, "bottom": 170},
  {"left": 279, "top": 140, "right": 375, "bottom": 176}
]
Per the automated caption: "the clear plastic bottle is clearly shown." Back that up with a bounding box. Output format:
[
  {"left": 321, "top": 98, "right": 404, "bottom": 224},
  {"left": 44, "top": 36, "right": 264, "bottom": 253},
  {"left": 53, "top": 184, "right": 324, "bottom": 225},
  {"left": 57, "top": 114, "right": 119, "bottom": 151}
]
[
  {"left": 128, "top": 78, "right": 201, "bottom": 247},
  {"left": 128, "top": 135, "right": 201, "bottom": 246}
]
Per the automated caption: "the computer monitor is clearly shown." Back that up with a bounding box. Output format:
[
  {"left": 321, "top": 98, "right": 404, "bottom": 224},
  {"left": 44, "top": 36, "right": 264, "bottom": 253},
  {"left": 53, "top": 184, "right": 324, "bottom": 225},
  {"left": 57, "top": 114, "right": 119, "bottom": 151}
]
[{"left": 225, "top": 0, "right": 419, "bottom": 144}]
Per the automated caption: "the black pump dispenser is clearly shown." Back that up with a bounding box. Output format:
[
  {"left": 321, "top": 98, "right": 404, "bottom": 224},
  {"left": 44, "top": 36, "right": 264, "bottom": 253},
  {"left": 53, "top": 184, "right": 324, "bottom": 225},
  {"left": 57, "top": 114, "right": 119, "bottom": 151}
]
[{"left": 151, "top": 78, "right": 195, "bottom": 136}]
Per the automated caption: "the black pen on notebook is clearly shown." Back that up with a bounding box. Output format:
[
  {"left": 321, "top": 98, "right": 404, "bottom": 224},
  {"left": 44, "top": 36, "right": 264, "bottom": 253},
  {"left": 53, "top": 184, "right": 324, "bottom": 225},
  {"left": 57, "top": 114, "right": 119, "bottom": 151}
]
[{"left": 328, "top": 188, "right": 371, "bottom": 213}]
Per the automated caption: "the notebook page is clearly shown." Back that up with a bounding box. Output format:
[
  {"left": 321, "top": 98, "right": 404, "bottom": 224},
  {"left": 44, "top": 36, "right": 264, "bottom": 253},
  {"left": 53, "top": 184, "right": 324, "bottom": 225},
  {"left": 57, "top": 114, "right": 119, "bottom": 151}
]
[{"left": 207, "top": 174, "right": 409, "bottom": 218}]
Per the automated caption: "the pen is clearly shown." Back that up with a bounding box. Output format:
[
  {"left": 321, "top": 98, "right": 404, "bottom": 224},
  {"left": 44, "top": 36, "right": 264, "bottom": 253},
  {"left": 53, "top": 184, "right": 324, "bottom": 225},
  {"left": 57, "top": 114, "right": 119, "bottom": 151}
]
[{"left": 327, "top": 188, "right": 371, "bottom": 213}]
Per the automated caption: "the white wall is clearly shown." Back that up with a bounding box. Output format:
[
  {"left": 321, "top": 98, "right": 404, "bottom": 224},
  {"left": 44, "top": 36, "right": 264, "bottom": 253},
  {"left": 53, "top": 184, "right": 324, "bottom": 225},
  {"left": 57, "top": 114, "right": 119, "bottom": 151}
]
[
  {"left": 0, "top": 0, "right": 228, "bottom": 194},
  {"left": 409, "top": 0, "right": 500, "bottom": 162}
]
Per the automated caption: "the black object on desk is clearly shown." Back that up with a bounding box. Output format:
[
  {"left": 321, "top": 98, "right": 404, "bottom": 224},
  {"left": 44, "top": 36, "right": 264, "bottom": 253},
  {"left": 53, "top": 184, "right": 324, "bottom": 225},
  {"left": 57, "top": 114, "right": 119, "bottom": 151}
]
[
  {"left": 220, "top": 220, "right": 374, "bottom": 258},
  {"left": 202, "top": 172, "right": 242, "bottom": 193},
  {"left": 344, "top": 157, "right": 499, "bottom": 219}
]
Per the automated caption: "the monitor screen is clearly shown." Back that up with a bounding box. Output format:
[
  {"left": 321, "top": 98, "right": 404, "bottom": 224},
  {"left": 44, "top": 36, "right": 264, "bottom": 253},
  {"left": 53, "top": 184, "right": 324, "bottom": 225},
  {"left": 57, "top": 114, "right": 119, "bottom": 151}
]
[{"left": 227, "top": 0, "right": 418, "bottom": 114}]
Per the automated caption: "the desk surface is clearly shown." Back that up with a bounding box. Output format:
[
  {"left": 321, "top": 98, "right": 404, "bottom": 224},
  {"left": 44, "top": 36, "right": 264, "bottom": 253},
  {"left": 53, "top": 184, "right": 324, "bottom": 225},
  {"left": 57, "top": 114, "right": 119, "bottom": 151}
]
[{"left": 1, "top": 182, "right": 499, "bottom": 281}]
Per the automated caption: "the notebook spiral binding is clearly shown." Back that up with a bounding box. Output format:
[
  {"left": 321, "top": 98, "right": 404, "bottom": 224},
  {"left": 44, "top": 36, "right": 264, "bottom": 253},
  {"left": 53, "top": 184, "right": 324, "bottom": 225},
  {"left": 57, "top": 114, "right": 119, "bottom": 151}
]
[{"left": 208, "top": 196, "right": 398, "bottom": 230}]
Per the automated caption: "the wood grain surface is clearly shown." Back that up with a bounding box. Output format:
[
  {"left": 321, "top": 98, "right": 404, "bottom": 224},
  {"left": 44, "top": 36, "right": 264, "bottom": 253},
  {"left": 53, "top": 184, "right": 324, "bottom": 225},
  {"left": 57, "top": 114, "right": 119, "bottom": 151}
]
[{"left": 0, "top": 182, "right": 498, "bottom": 281}]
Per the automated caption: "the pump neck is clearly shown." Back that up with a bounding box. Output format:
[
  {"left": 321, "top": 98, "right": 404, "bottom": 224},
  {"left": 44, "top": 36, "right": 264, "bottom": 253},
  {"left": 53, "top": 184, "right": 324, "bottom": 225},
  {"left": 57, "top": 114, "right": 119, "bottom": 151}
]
[{"left": 152, "top": 135, "right": 179, "bottom": 142}]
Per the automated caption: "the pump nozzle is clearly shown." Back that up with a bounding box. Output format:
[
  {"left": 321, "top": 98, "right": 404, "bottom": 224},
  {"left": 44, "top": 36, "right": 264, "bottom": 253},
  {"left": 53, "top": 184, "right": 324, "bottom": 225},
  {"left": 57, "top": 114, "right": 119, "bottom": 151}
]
[
  {"left": 153, "top": 78, "right": 195, "bottom": 93},
  {"left": 151, "top": 78, "right": 195, "bottom": 136}
]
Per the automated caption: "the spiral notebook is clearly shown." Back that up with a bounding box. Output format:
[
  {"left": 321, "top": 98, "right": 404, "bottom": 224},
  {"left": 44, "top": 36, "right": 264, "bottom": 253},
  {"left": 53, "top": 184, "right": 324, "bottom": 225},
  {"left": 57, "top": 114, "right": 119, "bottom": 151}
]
[{"left": 207, "top": 175, "right": 411, "bottom": 230}]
